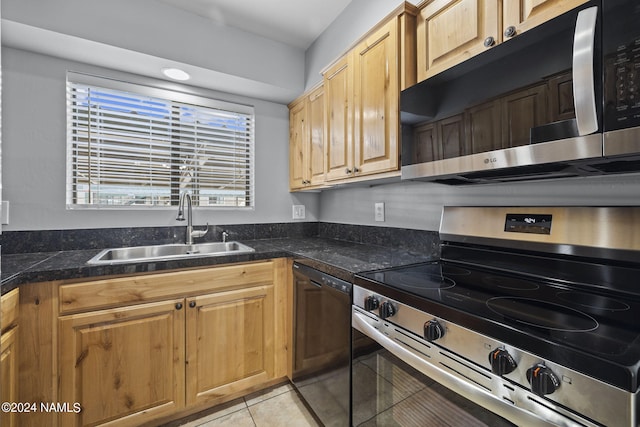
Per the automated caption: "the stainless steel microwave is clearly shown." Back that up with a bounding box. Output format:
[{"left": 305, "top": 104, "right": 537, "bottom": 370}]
[{"left": 401, "top": 0, "right": 640, "bottom": 184}]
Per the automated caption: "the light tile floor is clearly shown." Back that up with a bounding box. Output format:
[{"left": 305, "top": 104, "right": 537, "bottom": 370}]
[{"left": 167, "top": 383, "right": 321, "bottom": 427}]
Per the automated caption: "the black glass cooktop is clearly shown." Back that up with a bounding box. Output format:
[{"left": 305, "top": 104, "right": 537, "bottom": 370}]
[{"left": 355, "top": 259, "right": 640, "bottom": 392}]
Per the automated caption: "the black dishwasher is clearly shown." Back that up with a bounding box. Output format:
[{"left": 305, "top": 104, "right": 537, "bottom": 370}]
[{"left": 291, "top": 262, "right": 351, "bottom": 427}]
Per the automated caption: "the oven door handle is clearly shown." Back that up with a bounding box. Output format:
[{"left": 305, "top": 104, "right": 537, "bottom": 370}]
[{"left": 352, "top": 310, "right": 434, "bottom": 373}]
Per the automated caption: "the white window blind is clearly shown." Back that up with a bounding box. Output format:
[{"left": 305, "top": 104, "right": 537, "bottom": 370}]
[{"left": 66, "top": 73, "right": 254, "bottom": 209}]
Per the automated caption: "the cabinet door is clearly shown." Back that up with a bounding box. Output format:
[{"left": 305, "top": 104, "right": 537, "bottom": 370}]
[
  {"left": 307, "top": 86, "right": 326, "bottom": 186},
  {"left": 324, "top": 55, "right": 353, "bottom": 181},
  {"left": 466, "top": 99, "right": 503, "bottom": 154},
  {"left": 502, "top": 0, "right": 588, "bottom": 40},
  {"left": 501, "top": 84, "right": 548, "bottom": 148},
  {"left": 185, "top": 285, "right": 275, "bottom": 406},
  {"left": 58, "top": 299, "right": 185, "bottom": 427},
  {"left": 289, "top": 98, "right": 307, "bottom": 190},
  {"left": 1, "top": 327, "right": 18, "bottom": 427},
  {"left": 417, "top": 0, "right": 500, "bottom": 81},
  {"left": 353, "top": 19, "right": 399, "bottom": 176}
]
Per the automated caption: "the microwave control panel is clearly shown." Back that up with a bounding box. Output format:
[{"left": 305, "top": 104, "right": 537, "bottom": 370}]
[{"left": 604, "top": 1, "right": 640, "bottom": 130}]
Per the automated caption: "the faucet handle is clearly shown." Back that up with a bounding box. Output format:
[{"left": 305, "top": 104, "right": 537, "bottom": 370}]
[
  {"left": 222, "top": 231, "right": 229, "bottom": 243},
  {"left": 191, "top": 223, "right": 209, "bottom": 239}
]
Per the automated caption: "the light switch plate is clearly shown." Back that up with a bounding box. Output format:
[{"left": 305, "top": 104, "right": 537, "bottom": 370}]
[
  {"left": 375, "top": 202, "right": 385, "bottom": 222},
  {"left": 292, "top": 205, "right": 306, "bottom": 220}
]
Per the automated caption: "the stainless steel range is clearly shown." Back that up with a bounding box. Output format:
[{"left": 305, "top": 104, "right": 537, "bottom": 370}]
[{"left": 352, "top": 207, "right": 640, "bottom": 426}]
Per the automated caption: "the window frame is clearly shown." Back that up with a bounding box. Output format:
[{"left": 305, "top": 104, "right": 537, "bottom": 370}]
[{"left": 65, "top": 71, "right": 255, "bottom": 210}]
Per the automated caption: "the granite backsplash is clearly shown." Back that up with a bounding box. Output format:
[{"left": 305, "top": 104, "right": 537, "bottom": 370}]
[{"left": 0, "top": 222, "right": 440, "bottom": 257}]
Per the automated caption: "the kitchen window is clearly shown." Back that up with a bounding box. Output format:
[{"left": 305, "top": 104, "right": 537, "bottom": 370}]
[{"left": 66, "top": 72, "right": 254, "bottom": 209}]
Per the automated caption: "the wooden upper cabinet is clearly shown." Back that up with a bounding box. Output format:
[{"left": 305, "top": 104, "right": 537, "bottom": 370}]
[
  {"left": 324, "top": 55, "right": 354, "bottom": 181},
  {"left": 289, "top": 98, "right": 307, "bottom": 190},
  {"left": 416, "top": 0, "right": 587, "bottom": 82},
  {"left": 324, "top": 5, "right": 417, "bottom": 182},
  {"left": 417, "top": 0, "right": 500, "bottom": 81},
  {"left": 307, "top": 86, "right": 326, "bottom": 186},
  {"left": 502, "top": 0, "right": 588, "bottom": 40},
  {"left": 353, "top": 18, "right": 400, "bottom": 176},
  {"left": 289, "top": 86, "right": 326, "bottom": 190}
]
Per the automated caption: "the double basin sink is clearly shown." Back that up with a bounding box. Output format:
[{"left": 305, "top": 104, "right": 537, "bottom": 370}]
[{"left": 87, "top": 241, "right": 255, "bottom": 265}]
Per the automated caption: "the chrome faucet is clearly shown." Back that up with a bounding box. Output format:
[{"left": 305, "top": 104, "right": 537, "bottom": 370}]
[{"left": 176, "top": 191, "right": 208, "bottom": 245}]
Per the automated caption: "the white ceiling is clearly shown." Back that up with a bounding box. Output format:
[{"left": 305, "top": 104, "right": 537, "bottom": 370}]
[{"left": 158, "top": 0, "right": 353, "bottom": 49}]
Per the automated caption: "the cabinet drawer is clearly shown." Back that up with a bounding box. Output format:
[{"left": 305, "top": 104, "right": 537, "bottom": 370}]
[
  {"left": 59, "top": 261, "right": 275, "bottom": 314},
  {"left": 1, "top": 289, "right": 19, "bottom": 332}
]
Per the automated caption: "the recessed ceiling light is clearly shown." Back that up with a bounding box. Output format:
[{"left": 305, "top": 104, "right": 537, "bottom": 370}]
[{"left": 162, "top": 67, "right": 190, "bottom": 81}]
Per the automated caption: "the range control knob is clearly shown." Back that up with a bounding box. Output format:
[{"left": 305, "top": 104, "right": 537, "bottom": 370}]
[
  {"left": 379, "top": 301, "right": 396, "bottom": 320},
  {"left": 424, "top": 319, "right": 445, "bottom": 342},
  {"left": 526, "top": 363, "right": 560, "bottom": 396},
  {"left": 489, "top": 348, "right": 517, "bottom": 376},
  {"left": 364, "top": 295, "right": 379, "bottom": 311}
]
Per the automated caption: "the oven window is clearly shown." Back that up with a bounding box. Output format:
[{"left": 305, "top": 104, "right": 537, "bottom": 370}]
[{"left": 352, "top": 331, "right": 515, "bottom": 427}]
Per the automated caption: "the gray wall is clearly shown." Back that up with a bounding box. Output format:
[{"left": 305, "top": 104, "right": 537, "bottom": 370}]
[
  {"left": 1, "top": 47, "right": 319, "bottom": 231},
  {"left": 307, "top": 0, "right": 640, "bottom": 232},
  {"left": 2, "top": 0, "right": 304, "bottom": 99}
]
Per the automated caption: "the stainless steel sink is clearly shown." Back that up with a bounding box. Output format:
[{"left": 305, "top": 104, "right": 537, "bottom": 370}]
[{"left": 87, "top": 241, "right": 255, "bottom": 265}]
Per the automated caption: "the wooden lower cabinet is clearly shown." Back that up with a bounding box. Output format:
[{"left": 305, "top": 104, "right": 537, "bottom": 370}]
[
  {"left": 1, "top": 288, "right": 19, "bottom": 427},
  {"left": 1, "top": 327, "right": 18, "bottom": 427},
  {"left": 52, "top": 260, "right": 286, "bottom": 427},
  {"left": 58, "top": 299, "right": 186, "bottom": 427},
  {"left": 186, "top": 285, "right": 274, "bottom": 405}
]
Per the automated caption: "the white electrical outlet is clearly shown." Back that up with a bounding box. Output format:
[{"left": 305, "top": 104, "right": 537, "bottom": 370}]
[
  {"left": 292, "top": 205, "right": 306, "bottom": 220},
  {"left": 374, "top": 202, "right": 385, "bottom": 222}
]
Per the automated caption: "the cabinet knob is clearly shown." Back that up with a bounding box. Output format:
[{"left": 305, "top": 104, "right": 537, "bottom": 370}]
[
  {"left": 353, "top": 167, "right": 360, "bottom": 173},
  {"left": 175, "top": 303, "right": 183, "bottom": 310},
  {"left": 345, "top": 168, "right": 352, "bottom": 174},
  {"left": 484, "top": 36, "right": 496, "bottom": 48},
  {"left": 504, "top": 26, "right": 516, "bottom": 38},
  {"left": 189, "top": 301, "right": 196, "bottom": 308}
]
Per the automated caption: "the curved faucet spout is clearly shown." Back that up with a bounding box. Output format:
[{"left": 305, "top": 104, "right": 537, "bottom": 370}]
[{"left": 176, "top": 192, "right": 195, "bottom": 245}]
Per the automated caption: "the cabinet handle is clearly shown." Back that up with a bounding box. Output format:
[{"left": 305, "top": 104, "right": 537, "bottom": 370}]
[
  {"left": 504, "top": 26, "right": 516, "bottom": 38},
  {"left": 175, "top": 303, "right": 183, "bottom": 310},
  {"left": 484, "top": 36, "right": 495, "bottom": 48},
  {"left": 189, "top": 301, "right": 196, "bottom": 308}
]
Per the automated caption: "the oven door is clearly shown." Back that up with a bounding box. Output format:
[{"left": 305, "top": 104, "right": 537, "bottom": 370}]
[
  {"left": 351, "top": 308, "right": 516, "bottom": 427},
  {"left": 352, "top": 307, "right": 587, "bottom": 427}
]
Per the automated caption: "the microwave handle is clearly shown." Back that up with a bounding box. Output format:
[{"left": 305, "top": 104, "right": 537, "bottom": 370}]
[{"left": 572, "top": 6, "right": 599, "bottom": 136}]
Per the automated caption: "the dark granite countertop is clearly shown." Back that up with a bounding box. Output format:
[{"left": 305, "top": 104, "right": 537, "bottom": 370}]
[{"left": 1, "top": 237, "right": 434, "bottom": 294}]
